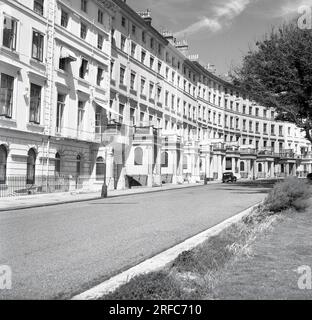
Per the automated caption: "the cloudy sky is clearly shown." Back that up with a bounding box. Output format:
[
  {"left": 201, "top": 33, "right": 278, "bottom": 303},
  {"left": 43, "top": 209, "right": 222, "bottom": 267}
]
[{"left": 127, "top": 0, "right": 312, "bottom": 75}]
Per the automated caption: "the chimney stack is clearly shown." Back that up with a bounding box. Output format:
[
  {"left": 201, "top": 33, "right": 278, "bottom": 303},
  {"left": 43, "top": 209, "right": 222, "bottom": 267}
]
[{"left": 137, "top": 9, "right": 152, "bottom": 26}]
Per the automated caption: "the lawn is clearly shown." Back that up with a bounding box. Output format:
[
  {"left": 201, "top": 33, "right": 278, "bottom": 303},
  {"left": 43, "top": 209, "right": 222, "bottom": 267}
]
[{"left": 211, "top": 204, "right": 312, "bottom": 300}]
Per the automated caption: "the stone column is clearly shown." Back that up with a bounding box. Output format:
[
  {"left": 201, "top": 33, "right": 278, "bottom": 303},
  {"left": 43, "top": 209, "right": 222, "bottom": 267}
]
[{"left": 265, "top": 161, "right": 269, "bottom": 179}]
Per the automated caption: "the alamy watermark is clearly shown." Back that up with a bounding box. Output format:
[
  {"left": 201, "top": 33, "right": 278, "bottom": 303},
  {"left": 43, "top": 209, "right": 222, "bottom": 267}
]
[
  {"left": 296, "top": 265, "right": 311, "bottom": 290},
  {"left": 298, "top": 5, "right": 312, "bottom": 29},
  {"left": 0, "top": 265, "right": 12, "bottom": 290}
]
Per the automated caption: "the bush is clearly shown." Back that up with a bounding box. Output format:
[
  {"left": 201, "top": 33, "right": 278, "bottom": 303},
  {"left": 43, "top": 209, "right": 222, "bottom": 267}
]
[{"left": 263, "top": 177, "right": 311, "bottom": 213}]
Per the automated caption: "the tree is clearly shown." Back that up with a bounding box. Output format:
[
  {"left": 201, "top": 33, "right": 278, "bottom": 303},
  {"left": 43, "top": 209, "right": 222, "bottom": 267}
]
[{"left": 232, "top": 22, "right": 312, "bottom": 143}]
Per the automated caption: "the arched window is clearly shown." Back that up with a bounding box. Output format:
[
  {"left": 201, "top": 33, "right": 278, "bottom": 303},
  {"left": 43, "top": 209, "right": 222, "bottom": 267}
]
[
  {"left": 161, "top": 152, "right": 168, "bottom": 168},
  {"left": 96, "top": 157, "right": 106, "bottom": 181},
  {"left": 134, "top": 147, "right": 143, "bottom": 166},
  {"left": 76, "top": 155, "right": 81, "bottom": 177},
  {"left": 240, "top": 161, "right": 245, "bottom": 172},
  {"left": 0, "top": 145, "right": 7, "bottom": 184},
  {"left": 55, "top": 152, "right": 61, "bottom": 176},
  {"left": 258, "top": 163, "right": 263, "bottom": 173},
  {"left": 26, "top": 149, "right": 36, "bottom": 185}
]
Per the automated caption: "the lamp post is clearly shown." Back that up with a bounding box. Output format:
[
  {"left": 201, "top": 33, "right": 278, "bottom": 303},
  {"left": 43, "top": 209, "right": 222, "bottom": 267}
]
[{"left": 101, "top": 150, "right": 108, "bottom": 198}]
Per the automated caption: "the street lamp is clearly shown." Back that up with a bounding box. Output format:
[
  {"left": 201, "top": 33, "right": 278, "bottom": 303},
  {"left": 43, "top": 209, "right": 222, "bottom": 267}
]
[{"left": 101, "top": 150, "right": 108, "bottom": 198}]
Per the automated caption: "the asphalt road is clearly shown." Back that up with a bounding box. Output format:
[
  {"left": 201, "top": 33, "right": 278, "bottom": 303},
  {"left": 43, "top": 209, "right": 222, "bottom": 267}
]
[{"left": 0, "top": 183, "right": 270, "bottom": 299}]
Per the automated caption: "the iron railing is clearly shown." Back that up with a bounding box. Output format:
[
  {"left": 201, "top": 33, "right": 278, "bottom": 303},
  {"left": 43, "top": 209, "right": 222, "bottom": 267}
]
[{"left": 0, "top": 175, "right": 107, "bottom": 198}]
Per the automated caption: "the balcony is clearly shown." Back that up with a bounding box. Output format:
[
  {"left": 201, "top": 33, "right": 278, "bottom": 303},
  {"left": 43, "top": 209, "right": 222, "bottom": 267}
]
[
  {"left": 257, "top": 148, "right": 274, "bottom": 157},
  {"left": 240, "top": 148, "right": 257, "bottom": 155},
  {"left": 212, "top": 142, "right": 226, "bottom": 152},
  {"left": 278, "top": 149, "right": 295, "bottom": 159}
]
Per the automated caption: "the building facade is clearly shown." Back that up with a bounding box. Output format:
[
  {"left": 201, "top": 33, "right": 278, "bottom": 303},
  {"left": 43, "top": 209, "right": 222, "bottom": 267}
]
[{"left": 1, "top": 0, "right": 312, "bottom": 197}]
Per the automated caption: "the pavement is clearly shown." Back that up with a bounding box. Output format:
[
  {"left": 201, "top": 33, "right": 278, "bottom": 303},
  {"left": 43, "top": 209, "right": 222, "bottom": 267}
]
[
  {"left": 0, "top": 183, "right": 271, "bottom": 300},
  {"left": 0, "top": 182, "right": 206, "bottom": 212}
]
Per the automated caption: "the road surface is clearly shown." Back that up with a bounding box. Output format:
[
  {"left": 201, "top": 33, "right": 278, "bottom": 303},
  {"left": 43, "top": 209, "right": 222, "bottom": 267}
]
[{"left": 0, "top": 183, "right": 270, "bottom": 299}]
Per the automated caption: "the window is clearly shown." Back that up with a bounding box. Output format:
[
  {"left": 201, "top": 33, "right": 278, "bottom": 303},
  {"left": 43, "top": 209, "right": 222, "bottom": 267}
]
[
  {"left": 134, "top": 147, "right": 143, "bottom": 166},
  {"left": 98, "top": 34, "right": 103, "bottom": 50},
  {"left": 98, "top": 10, "right": 103, "bottom": 24},
  {"left": 79, "top": 58, "right": 88, "bottom": 79},
  {"left": 120, "top": 35, "right": 126, "bottom": 51},
  {"left": 165, "top": 91, "right": 169, "bottom": 107},
  {"left": 263, "top": 123, "right": 267, "bottom": 134},
  {"left": 77, "top": 101, "right": 85, "bottom": 132},
  {"left": 95, "top": 105, "right": 105, "bottom": 134},
  {"left": 157, "top": 86, "right": 161, "bottom": 102},
  {"left": 141, "top": 50, "right": 146, "bottom": 64},
  {"left": 140, "top": 78, "right": 145, "bottom": 95},
  {"left": 26, "top": 149, "right": 36, "bottom": 185},
  {"left": 61, "top": 9, "right": 69, "bottom": 28},
  {"left": 149, "top": 82, "right": 154, "bottom": 99},
  {"left": 130, "top": 71, "right": 136, "bottom": 90},
  {"left": 271, "top": 124, "right": 275, "bottom": 135},
  {"left": 132, "top": 24, "right": 136, "bottom": 35},
  {"left": 55, "top": 153, "right": 61, "bottom": 176},
  {"left": 142, "top": 31, "right": 146, "bottom": 43},
  {"left": 158, "top": 43, "right": 162, "bottom": 56},
  {"left": 32, "top": 31, "right": 44, "bottom": 61},
  {"left": 131, "top": 42, "right": 136, "bottom": 57},
  {"left": 2, "top": 16, "right": 17, "bottom": 51},
  {"left": 240, "top": 161, "right": 245, "bottom": 172},
  {"left": 119, "top": 104, "right": 124, "bottom": 123},
  {"left": 29, "top": 84, "right": 41, "bottom": 124},
  {"left": 56, "top": 94, "right": 65, "bottom": 133},
  {"left": 150, "top": 37, "right": 154, "bottom": 49},
  {"left": 0, "top": 73, "right": 14, "bottom": 118},
  {"left": 80, "top": 22, "right": 87, "bottom": 39},
  {"left": 150, "top": 56, "right": 154, "bottom": 69},
  {"left": 121, "top": 16, "right": 126, "bottom": 27},
  {"left": 258, "top": 163, "right": 263, "bottom": 172},
  {"left": 81, "top": 0, "right": 87, "bottom": 12},
  {"left": 249, "top": 121, "right": 253, "bottom": 132},
  {"left": 119, "top": 66, "right": 125, "bottom": 85},
  {"left": 96, "top": 157, "right": 105, "bottom": 181},
  {"left": 97, "top": 67, "right": 103, "bottom": 86},
  {"left": 34, "top": 0, "right": 44, "bottom": 16},
  {"left": 0, "top": 145, "right": 7, "bottom": 184},
  {"left": 161, "top": 152, "right": 168, "bottom": 168}
]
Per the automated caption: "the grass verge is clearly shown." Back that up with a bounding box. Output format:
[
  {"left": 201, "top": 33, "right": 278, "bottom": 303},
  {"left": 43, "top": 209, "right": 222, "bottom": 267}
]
[{"left": 100, "top": 178, "right": 311, "bottom": 300}]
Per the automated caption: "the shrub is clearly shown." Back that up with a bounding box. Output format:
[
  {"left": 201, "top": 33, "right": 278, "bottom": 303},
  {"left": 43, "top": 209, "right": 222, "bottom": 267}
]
[{"left": 263, "top": 177, "right": 311, "bottom": 213}]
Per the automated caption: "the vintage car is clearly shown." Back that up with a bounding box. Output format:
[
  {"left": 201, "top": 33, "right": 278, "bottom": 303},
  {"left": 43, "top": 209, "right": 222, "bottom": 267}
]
[{"left": 222, "top": 172, "right": 237, "bottom": 183}]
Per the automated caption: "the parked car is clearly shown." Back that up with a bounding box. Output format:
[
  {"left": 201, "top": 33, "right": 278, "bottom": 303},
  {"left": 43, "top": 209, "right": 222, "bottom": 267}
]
[{"left": 222, "top": 172, "right": 237, "bottom": 183}]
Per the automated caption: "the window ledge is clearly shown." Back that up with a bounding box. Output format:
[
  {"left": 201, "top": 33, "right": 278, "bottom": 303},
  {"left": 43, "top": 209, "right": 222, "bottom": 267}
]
[
  {"left": 27, "top": 123, "right": 45, "bottom": 133},
  {"left": 0, "top": 46, "right": 20, "bottom": 59},
  {"left": 29, "top": 58, "right": 46, "bottom": 70},
  {"left": 0, "top": 117, "right": 17, "bottom": 128}
]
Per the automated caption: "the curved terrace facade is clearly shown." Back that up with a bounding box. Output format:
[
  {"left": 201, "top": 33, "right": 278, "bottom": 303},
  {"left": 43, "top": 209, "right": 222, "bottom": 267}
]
[{"left": 0, "top": 0, "right": 311, "bottom": 197}]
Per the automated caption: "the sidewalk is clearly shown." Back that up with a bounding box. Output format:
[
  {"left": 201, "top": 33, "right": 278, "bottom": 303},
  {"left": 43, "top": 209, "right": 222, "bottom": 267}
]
[{"left": 0, "top": 182, "right": 214, "bottom": 212}]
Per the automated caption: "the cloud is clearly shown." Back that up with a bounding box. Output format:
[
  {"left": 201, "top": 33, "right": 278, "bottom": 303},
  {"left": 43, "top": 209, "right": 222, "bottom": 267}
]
[
  {"left": 175, "top": 0, "right": 253, "bottom": 37},
  {"left": 272, "top": 0, "right": 312, "bottom": 17}
]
